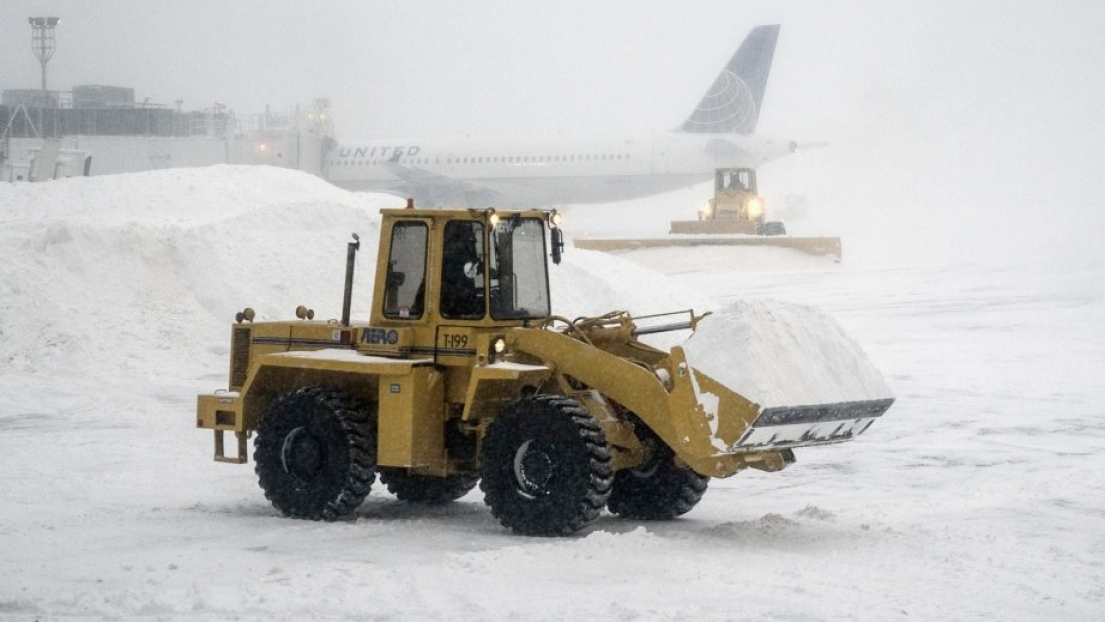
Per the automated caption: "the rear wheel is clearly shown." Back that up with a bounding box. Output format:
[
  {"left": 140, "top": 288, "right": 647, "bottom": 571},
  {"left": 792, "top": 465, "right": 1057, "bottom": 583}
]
[
  {"left": 607, "top": 427, "right": 709, "bottom": 520},
  {"left": 254, "top": 387, "right": 376, "bottom": 521},
  {"left": 480, "top": 395, "right": 613, "bottom": 536},
  {"left": 378, "top": 468, "right": 478, "bottom": 504}
]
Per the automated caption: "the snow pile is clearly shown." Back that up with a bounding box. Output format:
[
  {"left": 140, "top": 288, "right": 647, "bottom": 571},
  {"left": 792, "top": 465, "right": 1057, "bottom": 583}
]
[
  {"left": 551, "top": 247, "right": 711, "bottom": 318},
  {"left": 0, "top": 166, "right": 710, "bottom": 384},
  {"left": 0, "top": 164, "right": 366, "bottom": 227},
  {"left": 0, "top": 166, "right": 387, "bottom": 384},
  {"left": 683, "top": 299, "right": 893, "bottom": 407}
]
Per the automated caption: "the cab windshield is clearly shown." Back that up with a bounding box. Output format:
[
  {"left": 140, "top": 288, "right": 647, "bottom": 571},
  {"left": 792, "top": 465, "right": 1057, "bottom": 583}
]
[{"left": 489, "top": 217, "right": 550, "bottom": 320}]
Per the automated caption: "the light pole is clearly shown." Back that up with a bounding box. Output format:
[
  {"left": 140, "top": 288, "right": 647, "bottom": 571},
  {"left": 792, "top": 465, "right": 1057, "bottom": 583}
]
[{"left": 29, "top": 17, "right": 60, "bottom": 92}]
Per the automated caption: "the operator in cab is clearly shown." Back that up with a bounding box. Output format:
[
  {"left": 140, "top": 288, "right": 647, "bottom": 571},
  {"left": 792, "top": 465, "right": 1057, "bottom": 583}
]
[{"left": 440, "top": 222, "right": 484, "bottom": 318}]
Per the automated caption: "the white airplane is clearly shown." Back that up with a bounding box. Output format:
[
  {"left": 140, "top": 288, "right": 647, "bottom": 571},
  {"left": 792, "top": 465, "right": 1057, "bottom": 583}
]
[{"left": 324, "top": 25, "right": 795, "bottom": 208}]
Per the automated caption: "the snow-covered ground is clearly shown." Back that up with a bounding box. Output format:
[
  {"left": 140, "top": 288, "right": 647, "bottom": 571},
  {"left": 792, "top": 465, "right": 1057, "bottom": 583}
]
[{"left": 1, "top": 166, "right": 1102, "bottom": 621}]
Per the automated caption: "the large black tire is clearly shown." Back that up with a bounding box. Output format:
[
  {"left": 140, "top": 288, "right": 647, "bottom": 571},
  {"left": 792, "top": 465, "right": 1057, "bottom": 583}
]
[
  {"left": 479, "top": 395, "right": 613, "bottom": 536},
  {"left": 254, "top": 387, "right": 376, "bottom": 521},
  {"left": 378, "top": 468, "right": 478, "bottom": 504},
  {"left": 607, "top": 428, "right": 709, "bottom": 521}
]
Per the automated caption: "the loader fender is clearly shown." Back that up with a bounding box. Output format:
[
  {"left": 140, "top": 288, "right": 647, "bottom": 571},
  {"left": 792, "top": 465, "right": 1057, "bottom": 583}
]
[{"left": 239, "top": 349, "right": 431, "bottom": 431}]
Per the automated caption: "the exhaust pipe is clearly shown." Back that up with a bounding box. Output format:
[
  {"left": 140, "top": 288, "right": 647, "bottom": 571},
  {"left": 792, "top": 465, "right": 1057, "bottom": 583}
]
[{"left": 341, "top": 233, "right": 360, "bottom": 326}]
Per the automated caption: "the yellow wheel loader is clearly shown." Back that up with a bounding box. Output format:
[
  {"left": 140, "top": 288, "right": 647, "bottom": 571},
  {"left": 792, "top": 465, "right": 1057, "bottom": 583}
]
[
  {"left": 577, "top": 167, "right": 842, "bottom": 260},
  {"left": 196, "top": 204, "right": 891, "bottom": 536}
]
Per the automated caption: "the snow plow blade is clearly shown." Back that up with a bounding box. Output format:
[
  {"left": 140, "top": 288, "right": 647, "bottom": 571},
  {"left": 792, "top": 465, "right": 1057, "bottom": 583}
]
[{"left": 574, "top": 235, "right": 842, "bottom": 260}]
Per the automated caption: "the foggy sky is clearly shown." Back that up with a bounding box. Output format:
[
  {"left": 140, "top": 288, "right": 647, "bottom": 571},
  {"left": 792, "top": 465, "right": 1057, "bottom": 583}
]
[{"left": 3, "top": 1, "right": 1104, "bottom": 265}]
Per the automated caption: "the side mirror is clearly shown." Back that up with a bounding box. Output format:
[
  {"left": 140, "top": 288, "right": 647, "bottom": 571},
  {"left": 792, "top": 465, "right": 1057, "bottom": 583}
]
[{"left": 550, "top": 227, "right": 564, "bottom": 265}]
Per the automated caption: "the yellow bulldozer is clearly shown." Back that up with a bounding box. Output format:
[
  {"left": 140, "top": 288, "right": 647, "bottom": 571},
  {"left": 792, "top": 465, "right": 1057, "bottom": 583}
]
[
  {"left": 576, "top": 167, "right": 842, "bottom": 259},
  {"left": 196, "top": 204, "right": 891, "bottom": 535}
]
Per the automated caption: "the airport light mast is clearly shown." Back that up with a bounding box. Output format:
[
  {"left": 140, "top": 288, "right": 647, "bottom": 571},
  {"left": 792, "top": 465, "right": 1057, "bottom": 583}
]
[{"left": 29, "top": 17, "right": 61, "bottom": 91}]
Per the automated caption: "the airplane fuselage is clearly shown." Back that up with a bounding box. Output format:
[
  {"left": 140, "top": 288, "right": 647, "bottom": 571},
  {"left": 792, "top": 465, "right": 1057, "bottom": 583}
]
[
  {"left": 324, "top": 132, "right": 797, "bottom": 208},
  {"left": 324, "top": 25, "right": 788, "bottom": 208}
]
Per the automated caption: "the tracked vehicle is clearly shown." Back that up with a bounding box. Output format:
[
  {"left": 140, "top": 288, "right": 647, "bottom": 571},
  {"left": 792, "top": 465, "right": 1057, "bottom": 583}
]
[{"left": 196, "top": 203, "right": 891, "bottom": 535}]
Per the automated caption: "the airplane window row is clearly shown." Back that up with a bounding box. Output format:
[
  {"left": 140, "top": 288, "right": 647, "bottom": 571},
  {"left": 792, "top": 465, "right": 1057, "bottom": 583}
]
[{"left": 329, "top": 153, "right": 632, "bottom": 167}]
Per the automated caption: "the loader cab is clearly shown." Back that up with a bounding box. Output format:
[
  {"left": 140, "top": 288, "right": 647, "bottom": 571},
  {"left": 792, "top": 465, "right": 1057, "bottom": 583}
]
[
  {"left": 715, "top": 168, "right": 757, "bottom": 196},
  {"left": 372, "top": 208, "right": 556, "bottom": 330},
  {"left": 436, "top": 214, "right": 552, "bottom": 322}
]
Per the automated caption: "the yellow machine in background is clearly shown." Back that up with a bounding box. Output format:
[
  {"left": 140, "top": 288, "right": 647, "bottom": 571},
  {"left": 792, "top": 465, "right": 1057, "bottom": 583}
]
[
  {"left": 577, "top": 167, "right": 842, "bottom": 259},
  {"left": 672, "top": 168, "right": 771, "bottom": 235},
  {"left": 196, "top": 205, "right": 888, "bottom": 535}
]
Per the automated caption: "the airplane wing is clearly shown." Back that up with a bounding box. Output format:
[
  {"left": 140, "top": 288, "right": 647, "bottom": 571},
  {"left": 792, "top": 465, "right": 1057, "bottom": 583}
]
[{"left": 382, "top": 160, "right": 500, "bottom": 208}]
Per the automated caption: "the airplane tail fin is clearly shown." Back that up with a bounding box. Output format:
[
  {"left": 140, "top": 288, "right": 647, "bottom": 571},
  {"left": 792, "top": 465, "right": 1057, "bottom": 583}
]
[{"left": 680, "top": 25, "right": 780, "bottom": 135}]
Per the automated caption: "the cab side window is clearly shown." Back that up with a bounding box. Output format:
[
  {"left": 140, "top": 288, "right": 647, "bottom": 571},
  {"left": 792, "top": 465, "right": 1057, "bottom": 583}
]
[{"left": 383, "top": 221, "right": 428, "bottom": 319}]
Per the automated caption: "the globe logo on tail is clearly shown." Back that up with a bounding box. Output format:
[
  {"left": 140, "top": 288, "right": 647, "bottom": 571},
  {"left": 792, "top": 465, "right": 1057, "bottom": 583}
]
[{"left": 680, "top": 70, "right": 758, "bottom": 135}]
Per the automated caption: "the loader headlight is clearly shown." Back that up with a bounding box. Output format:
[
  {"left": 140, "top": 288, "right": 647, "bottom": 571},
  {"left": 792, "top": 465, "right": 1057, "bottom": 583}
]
[
  {"left": 489, "top": 337, "right": 507, "bottom": 363},
  {"left": 747, "top": 197, "right": 764, "bottom": 219},
  {"left": 549, "top": 210, "right": 562, "bottom": 227}
]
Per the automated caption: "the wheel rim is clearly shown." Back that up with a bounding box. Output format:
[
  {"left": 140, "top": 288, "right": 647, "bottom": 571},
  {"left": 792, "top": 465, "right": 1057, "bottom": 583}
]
[
  {"left": 512, "top": 439, "right": 553, "bottom": 500},
  {"left": 281, "top": 426, "right": 324, "bottom": 484}
]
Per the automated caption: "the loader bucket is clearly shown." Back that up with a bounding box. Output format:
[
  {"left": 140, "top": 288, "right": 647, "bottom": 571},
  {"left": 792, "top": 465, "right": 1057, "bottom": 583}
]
[
  {"left": 686, "top": 363, "right": 894, "bottom": 453},
  {"left": 599, "top": 341, "right": 892, "bottom": 480},
  {"left": 674, "top": 298, "right": 894, "bottom": 465}
]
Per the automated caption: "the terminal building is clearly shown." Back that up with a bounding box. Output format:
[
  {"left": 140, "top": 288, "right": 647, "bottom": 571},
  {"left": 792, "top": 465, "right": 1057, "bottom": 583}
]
[
  {"left": 3, "top": 16, "right": 337, "bottom": 183},
  {"left": 1, "top": 85, "right": 335, "bottom": 182}
]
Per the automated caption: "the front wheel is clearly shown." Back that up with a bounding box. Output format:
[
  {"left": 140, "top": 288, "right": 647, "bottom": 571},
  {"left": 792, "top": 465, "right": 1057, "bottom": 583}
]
[
  {"left": 607, "top": 428, "right": 709, "bottom": 520},
  {"left": 480, "top": 395, "right": 613, "bottom": 536},
  {"left": 253, "top": 387, "right": 376, "bottom": 521}
]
